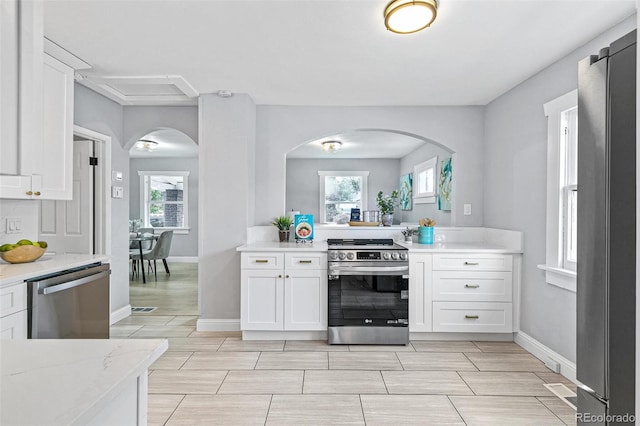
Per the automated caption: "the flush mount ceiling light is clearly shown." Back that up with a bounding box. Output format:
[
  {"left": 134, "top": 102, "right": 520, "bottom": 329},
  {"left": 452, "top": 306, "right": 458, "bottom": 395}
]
[
  {"left": 321, "top": 141, "right": 342, "bottom": 153},
  {"left": 384, "top": 0, "right": 438, "bottom": 34},
  {"left": 135, "top": 139, "right": 159, "bottom": 152}
]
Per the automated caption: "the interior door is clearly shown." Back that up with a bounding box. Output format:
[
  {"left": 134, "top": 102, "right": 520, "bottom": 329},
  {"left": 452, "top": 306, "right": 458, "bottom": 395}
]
[{"left": 39, "top": 139, "right": 94, "bottom": 254}]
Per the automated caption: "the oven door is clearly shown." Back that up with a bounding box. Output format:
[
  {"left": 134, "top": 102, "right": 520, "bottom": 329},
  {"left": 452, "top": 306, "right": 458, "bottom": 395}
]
[{"left": 328, "top": 265, "right": 409, "bottom": 328}]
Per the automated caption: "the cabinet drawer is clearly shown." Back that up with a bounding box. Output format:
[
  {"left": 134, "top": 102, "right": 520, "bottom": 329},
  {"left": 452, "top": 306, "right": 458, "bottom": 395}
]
[
  {"left": 241, "top": 252, "right": 284, "bottom": 269},
  {"left": 432, "top": 302, "right": 513, "bottom": 333},
  {"left": 285, "top": 253, "right": 327, "bottom": 269},
  {"left": 432, "top": 254, "right": 512, "bottom": 271},
  {"left": 0, "top": 282, "right": 27, "bottom": 318},
  {"left": 432, "top": 271, "right": 513, "bottom": 302},
  {"left": 0, "top": 309, "right": 28, "bottom": 339}
]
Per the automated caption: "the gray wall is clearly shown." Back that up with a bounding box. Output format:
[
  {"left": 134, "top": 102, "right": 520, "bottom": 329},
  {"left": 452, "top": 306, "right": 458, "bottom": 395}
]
[
  {"left": 256, "top": 106, "right": 485, "bottom": 228},
  {"left": 123, "top": 106, "right": 198, "bottom": 148},
  {"left": 398, "top": 143, "right": 454, "bottom": 226},
  {"left": 199, "top": 93, "right": 256, "bottom": 321},
  {"left": 286, "top": 158, "right": 400, "bottom": 222},
  {"left": 483, "top": 15, "right": 637, "bottom": 363},
  {"left": 129, "top": 157, "right": 199, "bottom": 257},
  {"left": 74, "top": 83, "right": 129, "bottom": 316}
]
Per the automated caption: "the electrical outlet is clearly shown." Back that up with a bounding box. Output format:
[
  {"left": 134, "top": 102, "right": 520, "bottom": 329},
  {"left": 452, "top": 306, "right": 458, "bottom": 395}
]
[
  {"left": 111, "top": 186, "right": 124, "bottom": 199},
  {"left": 463, "top": 204, "right": 472, "bottom": 215},
  {"left": 5, "top": 217, "right": 22, "bottom": 234}
]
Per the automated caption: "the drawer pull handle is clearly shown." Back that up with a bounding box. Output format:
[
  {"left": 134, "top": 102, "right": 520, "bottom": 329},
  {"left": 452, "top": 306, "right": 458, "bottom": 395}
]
[
  {"left": 465, "top": 315, "right": 479, "bottom": 319},
  {"left": 26, "top": 191, "right": 33, "bottom": 196},
  {"left": 464, "top": 261, "right": 479, "bottom": 266},
  {"left": 255, "top": 259, "right": 269, "bottom": 263},
  {"left": 465, "top": 284, "right": 480, "bottom": 288},
  {"left": 299, "top": 260, "right": 313, "bottom": 264},
  {"left": 34, "top": 191, "right": 41, "bottom": 196}
]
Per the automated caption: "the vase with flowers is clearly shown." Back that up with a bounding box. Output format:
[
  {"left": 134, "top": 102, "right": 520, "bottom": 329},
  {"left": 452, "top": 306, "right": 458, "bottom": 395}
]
[{"left": 376, "top": 190, "right": 399, "bottom": 226}]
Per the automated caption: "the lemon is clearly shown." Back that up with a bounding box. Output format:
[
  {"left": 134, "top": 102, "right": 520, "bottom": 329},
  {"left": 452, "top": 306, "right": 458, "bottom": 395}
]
[
  {"left": 38, "top": 241, "right": 48, "bottom": 249},
  {"left": 16, "top": 239, "right": 33, "bottom": 246},
  {"left": 0, "top": 244, "right": 12, "bottom": 252},
  {"left": 32, "top": 242, "right": 41, "bottom": 247}
]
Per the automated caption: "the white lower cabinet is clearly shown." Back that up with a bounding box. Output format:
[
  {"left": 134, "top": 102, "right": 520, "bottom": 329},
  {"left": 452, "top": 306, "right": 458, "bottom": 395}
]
[
  {"left": 410, "top": 253, "right": 516, "bottom": 334},
  {"left": 241, "top": 252, "right": 327, "bottom": 331},
  {"left": 0, "top": 281, "right": 28, "bottom": 339}
]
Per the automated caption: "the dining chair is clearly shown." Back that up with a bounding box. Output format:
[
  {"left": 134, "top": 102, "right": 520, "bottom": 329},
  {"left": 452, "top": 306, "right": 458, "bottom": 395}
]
[
  {"left": 130, "top": 230, "right": 174, "bottom": 280},
  {"left": 129, "top": 228, "right": 155, "bottom": 280}
]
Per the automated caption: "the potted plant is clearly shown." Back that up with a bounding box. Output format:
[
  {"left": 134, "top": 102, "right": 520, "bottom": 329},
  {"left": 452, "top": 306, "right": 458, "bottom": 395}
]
[
  {"left": 376, "top": 190, "right": 399, "bottom": 226},
  {"left": 272, "top": 216, "right": 293, "bottom": 242}
]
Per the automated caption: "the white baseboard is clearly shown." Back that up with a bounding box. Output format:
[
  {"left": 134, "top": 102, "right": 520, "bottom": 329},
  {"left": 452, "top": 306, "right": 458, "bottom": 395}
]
[
  {"left": 110, "top": 304, "right": 131, "bottom": 325},
  {"left": 515, "top": 331, "right": 578, "bottom": 384},
  {"left": 166, "top": 256, "right": 198, "bottom": 263},
  {"left": 410, "top": 332, "right": 514, "bottom": 341},
  {"left": 243, "top": 331, "right": 327, "bottom": 340},
  {"left": 197, "top": 318, "right": 241, "bottom": 331}
]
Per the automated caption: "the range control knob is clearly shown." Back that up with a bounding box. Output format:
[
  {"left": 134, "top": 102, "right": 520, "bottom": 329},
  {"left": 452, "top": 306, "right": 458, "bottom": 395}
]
[
  {"left": 338, "top": 252, "right": 347, "bottom": 260},
  {"left": 328, "top": 251, "right": 338, "bottom": 261},
  {"left": 382, "top": 252, "right": 391, "bottom": 260},
  {"left": 399, "top": 252, "right": 408, "bottom": 261},
  {"left": 346, "top": 252, "right": 355, "bottom": 260},
  {"left": 391, "top": 252, "right": 400, "bottom": 260}
]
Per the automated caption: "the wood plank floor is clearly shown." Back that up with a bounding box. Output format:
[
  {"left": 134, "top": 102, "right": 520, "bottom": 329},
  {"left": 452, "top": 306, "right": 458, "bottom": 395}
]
[{"left": 115, "top": 262, "right": 576, "bottom": 425}]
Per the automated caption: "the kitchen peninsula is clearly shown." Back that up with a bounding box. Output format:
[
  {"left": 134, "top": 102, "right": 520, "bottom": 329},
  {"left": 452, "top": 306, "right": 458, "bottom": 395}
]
[{"left": 1, "top": 339, "right": 167, "bottom": 425}]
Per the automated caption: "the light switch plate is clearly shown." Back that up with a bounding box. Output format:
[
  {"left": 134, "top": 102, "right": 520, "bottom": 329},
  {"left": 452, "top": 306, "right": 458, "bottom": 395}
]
[
  {"left": 111, "top": 170, "right": 123, "bottom": 182},
  {"left": 463, "top": 204, "right": 472, "bottom": 215},
  {"left": 111, "top": 186, "right": 124, "bottom": 199},
  {"left": 5, "top": 217, "right": 22, "bottom": 234}
]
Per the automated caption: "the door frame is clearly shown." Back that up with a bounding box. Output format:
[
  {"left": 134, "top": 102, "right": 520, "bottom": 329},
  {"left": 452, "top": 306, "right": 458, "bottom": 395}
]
[{"left": 73, "top": 125, "right": 111, "bottom": 256}]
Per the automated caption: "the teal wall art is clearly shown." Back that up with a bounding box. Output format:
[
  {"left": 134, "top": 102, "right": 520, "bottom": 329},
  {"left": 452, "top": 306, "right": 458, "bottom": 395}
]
[
  {"left": 399, "top": 173, "right": 413, "bottom": 211},
  {"left": 438, "top": 157, "right": 452, "bottom": 211}
]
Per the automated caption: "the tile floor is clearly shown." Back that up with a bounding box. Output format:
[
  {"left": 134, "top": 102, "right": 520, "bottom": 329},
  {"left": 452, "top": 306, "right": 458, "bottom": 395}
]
[{"left": 116, "top": 262, "right": 577, "bottom": 425}]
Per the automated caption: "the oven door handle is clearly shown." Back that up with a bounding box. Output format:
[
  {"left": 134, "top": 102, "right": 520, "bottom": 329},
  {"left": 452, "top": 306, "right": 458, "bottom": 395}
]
[{"left": 329, "top": 266, "right": 409, "bottom": 275}]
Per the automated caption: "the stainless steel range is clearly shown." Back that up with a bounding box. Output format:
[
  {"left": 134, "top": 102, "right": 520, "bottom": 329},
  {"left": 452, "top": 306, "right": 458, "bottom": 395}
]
[{"left": 327, "top": 238, "right": 409, "bottom": 345}]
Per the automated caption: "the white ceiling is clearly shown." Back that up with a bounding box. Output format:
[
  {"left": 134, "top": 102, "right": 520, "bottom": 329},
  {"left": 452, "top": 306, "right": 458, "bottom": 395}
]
[
  {"left": 43, "top": 0, "right": 636, "bottom": 106},
  {"left": 287, "top": 130, "right": 429, "bottom": 159},
  {"left": 129, "top": 129, "right": 198, "bottom": 158}
]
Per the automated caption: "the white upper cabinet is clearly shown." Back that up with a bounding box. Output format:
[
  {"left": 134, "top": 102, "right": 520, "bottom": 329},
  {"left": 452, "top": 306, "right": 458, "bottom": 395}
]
[{"left": 0, "top": 1, "right": 74, "bottom": 200}]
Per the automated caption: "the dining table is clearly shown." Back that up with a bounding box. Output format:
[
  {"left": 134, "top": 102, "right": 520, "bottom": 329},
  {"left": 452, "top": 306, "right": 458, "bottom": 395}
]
[{"left": 129, "top": 233, "right": 158, "bottom": 284}]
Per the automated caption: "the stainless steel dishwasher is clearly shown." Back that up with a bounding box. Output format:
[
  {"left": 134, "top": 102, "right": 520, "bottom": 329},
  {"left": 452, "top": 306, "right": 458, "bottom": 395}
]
[{"left": 27, "top": 263, "right": 111, "bottom": 339}]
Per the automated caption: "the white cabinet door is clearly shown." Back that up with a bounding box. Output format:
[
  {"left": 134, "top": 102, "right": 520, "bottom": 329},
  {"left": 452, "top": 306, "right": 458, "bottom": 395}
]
[
  {"left": 284, "top": 269, "right": 327, "bottom": 330},
  {"left": 408, "top": 253, "right": 432, "bottom": 332},
  {"left": 241, "top": 269, "right": 283, "bottom": 330},
  {"left": 0, "top": 0, "right": 20, "bottom": 176},
  {"left": 0, "top": 310, "right": 28, "bottom": 339},
  {"left": 38, "top": 53, "right": 73, "bottom": 200}
]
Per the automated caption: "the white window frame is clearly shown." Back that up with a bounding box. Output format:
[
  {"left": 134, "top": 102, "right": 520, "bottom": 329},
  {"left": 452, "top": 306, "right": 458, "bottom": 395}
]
[
  {"left": 318, "top": 171, "right": 369, "bottom": 224},
  {"left": 138, "top": 171, "right": 190, "bottom": 234},
  {"left": 413, "top": 156, "right": 437, "bottom": 204},
  {"left": 538, "top": 90, "right": 577, "bottom": 292}
]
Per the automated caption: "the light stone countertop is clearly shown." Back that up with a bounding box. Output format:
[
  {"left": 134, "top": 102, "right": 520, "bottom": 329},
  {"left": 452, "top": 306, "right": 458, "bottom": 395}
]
[
  {"left": 237, "top": 241, "right": 328, "bottom": 252},
  {"left": 398, "top": 241, "right": 523, "bottom": 253},
  {"left": 1, "top": 339, "right": 167, "bottom": 426},
  {"left": 0, "top": 254, "right": 110, "bottom": 287}
]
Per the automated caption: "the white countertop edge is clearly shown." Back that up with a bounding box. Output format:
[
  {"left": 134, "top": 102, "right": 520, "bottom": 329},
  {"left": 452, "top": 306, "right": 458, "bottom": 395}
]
[
  {"left": 0, "top": 338, "right": 168, "bottom": 426},
  {"left": 237, "top": 241, "right": 329, "bottom": 252},
  {"left": 0, "top": 254, "right": 110, "bottom": 286}
]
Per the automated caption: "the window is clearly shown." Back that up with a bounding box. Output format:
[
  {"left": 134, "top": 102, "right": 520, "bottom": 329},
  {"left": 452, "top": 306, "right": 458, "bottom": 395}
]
[
  {"left": 413, "top": 156, "right": 437, "bottom": 204},
  {"left": 318, "top": 171, "right": 369, "bottom": 224},
  {"left": 539, "top": 90, "right": 577, "bottom": 291},
  {"left": 139, "top": 171, "right": 190, "bottom": 232}
]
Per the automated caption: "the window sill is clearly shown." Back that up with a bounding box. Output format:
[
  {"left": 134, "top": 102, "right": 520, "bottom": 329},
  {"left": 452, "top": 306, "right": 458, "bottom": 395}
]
[
  {"left": 152, "top": 227, "right": 190, "bottom": 235},
  {"left": 537, "top": 264, "right": 576, "bottom": 293},
  {"left": 414, "top": 196, "right": 436, "bottom": 205}
]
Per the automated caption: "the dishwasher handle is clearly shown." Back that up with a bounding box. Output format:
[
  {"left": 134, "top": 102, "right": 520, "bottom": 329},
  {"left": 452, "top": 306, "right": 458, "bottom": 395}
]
[{"left": 40, "top": 270, "right": 111, "bottom": 295}]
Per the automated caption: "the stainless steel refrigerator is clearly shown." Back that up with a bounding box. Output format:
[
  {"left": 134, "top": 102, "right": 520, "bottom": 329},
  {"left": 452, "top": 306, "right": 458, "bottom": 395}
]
[{"left": 577, "top": 29, "right": 636, "bottom": 424}]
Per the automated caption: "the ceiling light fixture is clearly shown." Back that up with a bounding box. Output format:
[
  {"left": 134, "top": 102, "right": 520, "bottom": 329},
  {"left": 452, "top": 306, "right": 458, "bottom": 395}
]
[
  {"left": 321, "top": 141, "right": 342, "bottom": 153},
  {"left": 384, "top": 0, "right": 438, "bottom": 34},
  {"left": 135, "top": 139, "right": 159, "bottom": 152}
]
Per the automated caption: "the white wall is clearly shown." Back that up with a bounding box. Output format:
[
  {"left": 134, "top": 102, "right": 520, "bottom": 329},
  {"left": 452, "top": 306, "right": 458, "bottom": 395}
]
[
  {"left": 123, "top": 106, "right": 198, "bottom": 148},
  {"left": 286, "top": 158, "right": 400, "bottom": 222},
  {"left": 129, "top": 157, "right": 199, "bottom": 257},
  {"left": 0, "top": 200, "right": 39, "bottom": 245},
  {"left": 74, "top": 84, "right": 129, "bottom": 315},
  {"left": 255, "top": 106, "right": 485, "bottom": 228},
  {"left": 484, "top": 15, "right": 637, "bottom": 363}
]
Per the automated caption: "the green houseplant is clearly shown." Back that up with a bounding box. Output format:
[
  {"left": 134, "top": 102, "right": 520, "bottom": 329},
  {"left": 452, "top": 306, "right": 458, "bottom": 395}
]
[
  {"left": 376, "top": 190, "right": 399, "bottom": 226},
  {"left": 272, "top": 216, "right": 293, "bottom": 242}
]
